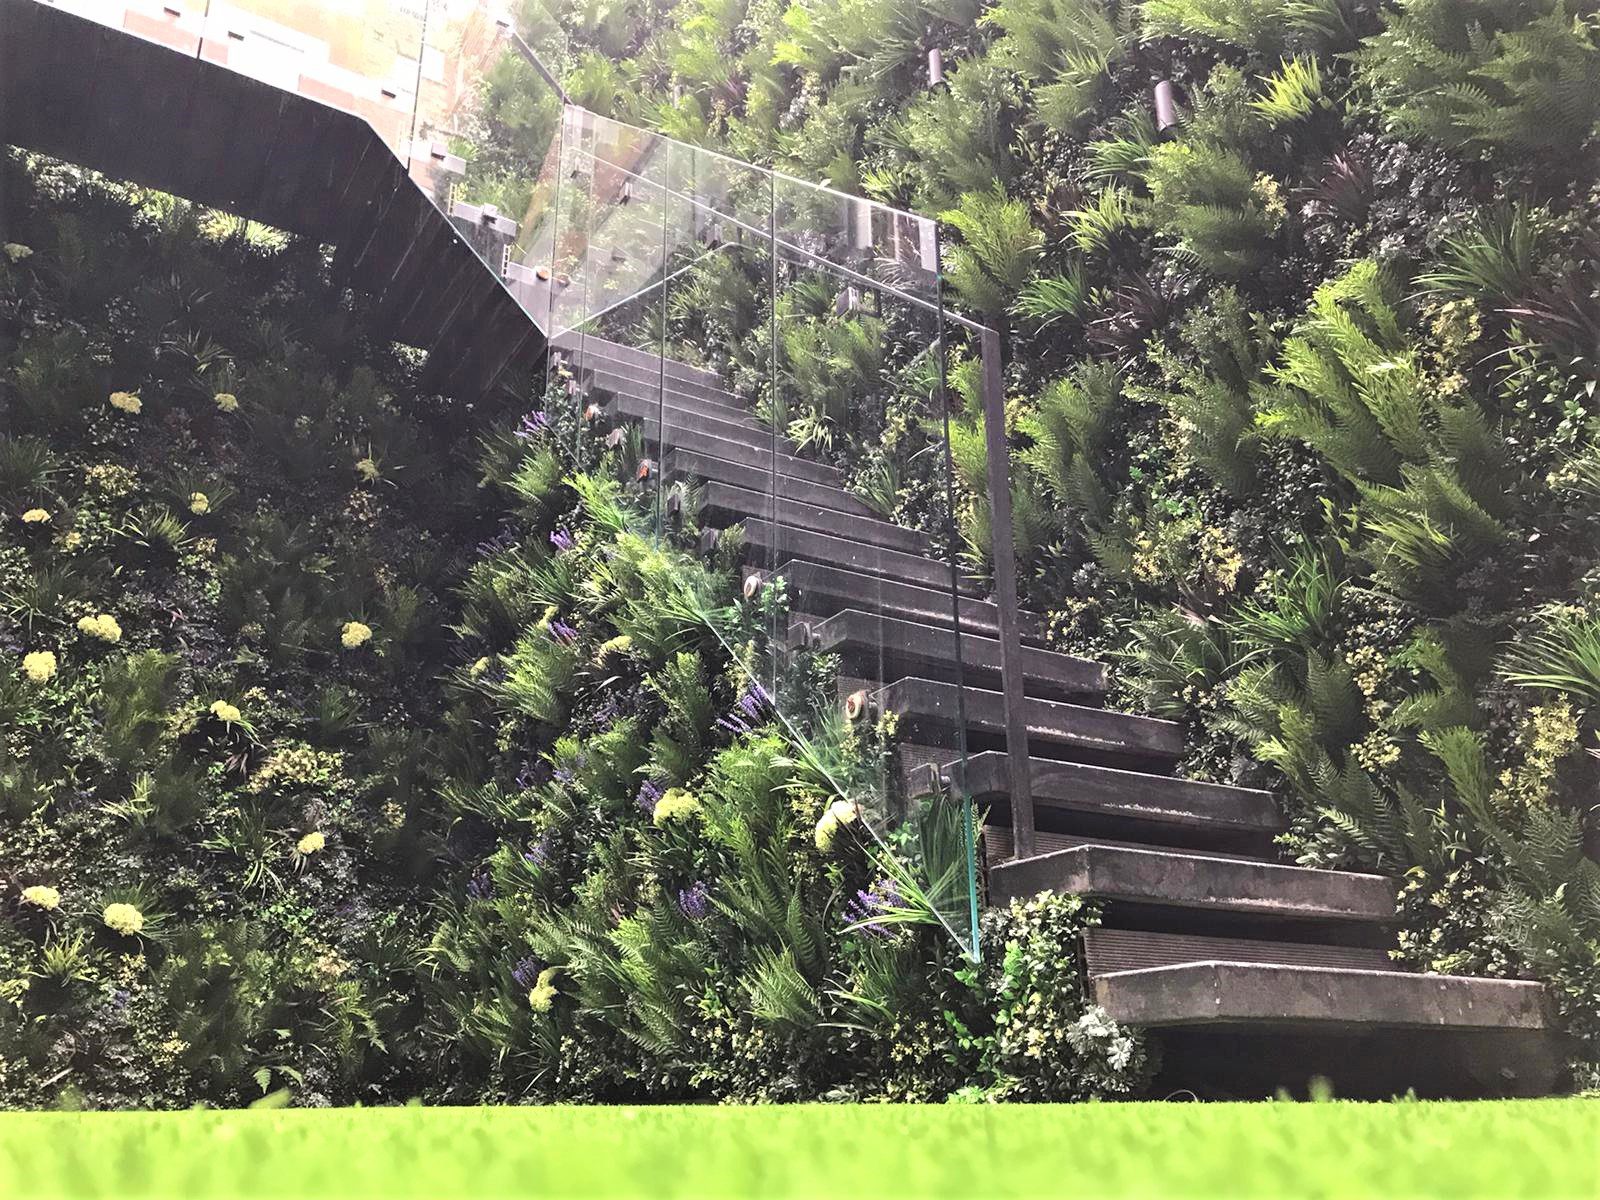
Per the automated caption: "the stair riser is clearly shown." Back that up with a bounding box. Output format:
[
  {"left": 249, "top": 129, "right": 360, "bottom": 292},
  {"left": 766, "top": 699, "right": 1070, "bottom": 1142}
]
[
  {"left": 607, "top": 393, "right": 770, "bottom": 449},
  {"left": 580, "top": 366, "right": 748, "bottom": 416},
  {"left": 701, "top": 483, "right": 930, "bottom": 555},
  {"left": 665, "top": 449, "right": 878, "bottom": 519},
  {"left": 551, "top": 336, "right": 723, "bottom": 391},
  {"left": 1081, "top": 928, "right": 1398, "bottom": 976},
  {"left": 736, "top": 519, "right": 980, "bottom": 596},
  {"left": 798, "top": 612, "right": 1104, "bottom": 703},
  {"left": 880, "top": 679, "right": 1181, "bottom": 768},
  {"left": 631, "top": 425, "right": 842, "bottom": 487},
  {"left": 988, "top": 845, "right": 1395, "bottom": 924}
]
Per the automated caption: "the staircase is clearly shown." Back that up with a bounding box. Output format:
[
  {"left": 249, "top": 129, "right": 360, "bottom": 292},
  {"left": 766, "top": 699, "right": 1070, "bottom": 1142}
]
[{"left": 567, "top": 331, "right": 1562, "bottom": 1099}]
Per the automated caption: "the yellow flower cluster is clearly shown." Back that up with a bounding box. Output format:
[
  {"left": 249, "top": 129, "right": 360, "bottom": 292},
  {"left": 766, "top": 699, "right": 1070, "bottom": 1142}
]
[
  {"left": 189, "top": 492, "right": 210, "bottom": 515},
  {"left": 21, "top": 885, "right": 60, "bottom": 910},
  {"left": 340, "top": 621, "right": 373, "bottom": 649},
  {"left": 21, "top": 508, "right": 50, "bottom": 524},
  {"left": 297, "top": 831, "right": 326, "bottom": 856},
  {"left": 108, "top": 391, "right": 142, "bottom": 414},
  {"left": 527, "top": 967, "right": 559, "bottom": 1012},
  {"left": 209, "top": 699, "right": 242, "bottom": 724},
  {"left": 85, "top": 463, "right": 139, "bottom": 496},
  {"left": 214, "top": 392, "right": 238, "bottom": 413},
  {"left": 3, "top": 243, "right": 33, "bottom": 262},
  {"left": 22, "top": 651, "right": 56, "bottom": 683},
  {"left": 102, "top": 902, "right": 144, "bottom": 935},
  {"left": 814, "top": 798, "right": 860, "bottom": 853},
  {"left": 652, "top": 787, "right": 701, "bottom": 826},
  {"left": 354, "top": 457, "right": 380, "bottom": 482},
  {"left": 77, "top": 613, "right": 122, "bottom": 643},
  {"left": 469, "top": 656, "right": 491, "bottom": 678}
]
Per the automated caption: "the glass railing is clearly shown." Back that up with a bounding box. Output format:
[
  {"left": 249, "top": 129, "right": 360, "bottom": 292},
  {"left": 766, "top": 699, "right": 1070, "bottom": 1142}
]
[
  {"left": 49, "top": 0, "right": 1008, "bottom": 955},
  {"left": 531, "top": 104, "right": 981, "bottom": 953}
]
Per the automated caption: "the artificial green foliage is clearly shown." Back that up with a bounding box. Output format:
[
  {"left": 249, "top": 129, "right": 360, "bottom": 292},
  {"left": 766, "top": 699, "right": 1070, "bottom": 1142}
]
[{"left": 1356, "top": 0, "right": 1600, "bottom": 156}]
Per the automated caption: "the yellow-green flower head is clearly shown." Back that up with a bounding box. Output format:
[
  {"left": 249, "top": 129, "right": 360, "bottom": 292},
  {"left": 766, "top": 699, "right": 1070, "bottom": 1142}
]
[
  {"left": 21, "top": 885, "right": 60, "bottom": 910},
  {"left": 4, "top": 243, "right": 32, "bottom": 262},
  {"left": 340, "top": 621, "right": 373, "bottom": 650},
  {"left": 814, "top": 800, "right": 857, "bottom": 854},
  {"left": 109, "top": 391, "right": 142, "bottom": 415},
  {"left": 469, "top": 656, "right": 491, "bottom": 678},
  {"left": 652, "top": 787, "right": 701, "bottom": 826},
  {"left": 527, "top": 967, "right": 559, "bottom": 1012},
  {"left": 21, "top": 508, "right": 50, "bottom": 524},
  {"left": 354, "top": 457, "right": 380, "bottom": 482},
  {"left": 188, "top": 492, "right": 210, "bottom": 515},
  {"left": 210, "top": 699, "right": 242, "bottom": 724},
  {"left": 22, "top": 651, "right": 56, "bottom": 684},
  {"left": 297, "top": 831, "right": 326, "bottom": 855},
  {"left": 76, "top": 614, "right": 122, "bottom": 644},
  {"left": 102, "top": 902, "right": 144, "bottom": 935},
  {"left": 214, "top": 392, "right": 238, "bottom": 413}
]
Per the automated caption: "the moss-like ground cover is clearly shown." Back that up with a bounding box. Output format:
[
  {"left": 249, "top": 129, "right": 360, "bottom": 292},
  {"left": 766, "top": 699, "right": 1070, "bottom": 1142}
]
[{"left": 1, "top": 1100, "right": 1596, "bottom": 1199}]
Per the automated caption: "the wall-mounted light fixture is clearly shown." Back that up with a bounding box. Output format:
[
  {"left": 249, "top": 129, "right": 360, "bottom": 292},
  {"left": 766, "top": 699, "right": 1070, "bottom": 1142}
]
[
  {"left": 927, "top": 47, "right": 944, "bottom": 88},
  {"left": 1154, "top": 80, "right": 1179, "bottom": 132}
]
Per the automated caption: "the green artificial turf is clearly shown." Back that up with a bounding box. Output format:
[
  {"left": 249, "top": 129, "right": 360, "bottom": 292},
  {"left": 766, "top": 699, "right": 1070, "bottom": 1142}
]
[{"left": 0, "top": 1100, "right": 1595, "bottom": 1199}]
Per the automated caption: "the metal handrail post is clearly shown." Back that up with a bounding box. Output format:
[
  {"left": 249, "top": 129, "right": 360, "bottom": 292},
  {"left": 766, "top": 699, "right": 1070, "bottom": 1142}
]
[{"left": 978, "top": 326, "right": 1034, "bottom": 861}]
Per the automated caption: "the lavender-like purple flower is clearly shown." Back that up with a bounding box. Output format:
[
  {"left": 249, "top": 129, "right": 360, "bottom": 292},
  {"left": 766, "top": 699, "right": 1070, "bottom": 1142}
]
[
  {"left": 549, "top": 528, "right": 576, "bottom": 552},
  {"left": 635, "top": 779, "right": 664, "bottom": 817},
  {"left": 476, "top": 526, "right": 517, "bottom": 558},
  {"left": 715, "top": 683, "right": 773, "bottom": 737},
  {"left": 591, "top": 696, "right": 621, "bottom": 729},
  {"left": 549, "top": 620, "right": 579, "bottom": 645},
  {"left": 523, "top": 835, "right": 553, "bottom": 868},
  {"left": 514, "top": 410, "right": 551, "bottom": 440},
  {"left": 842, "top": 878, "right": 904, "bottom": 937},
  {"left": 515, "top": 760, "right": 541, "bottom": 790},
  {"left": 467, "top": 868, "right": 495, "bottom": 901},
  {"left": 511, "top": 955, "right": 544, "bottom": 990},
  {"left": 677, "top": 881, "right": 710, "bottom": 922}
]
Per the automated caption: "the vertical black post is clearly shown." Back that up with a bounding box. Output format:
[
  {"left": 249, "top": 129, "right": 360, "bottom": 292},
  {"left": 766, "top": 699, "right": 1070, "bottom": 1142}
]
[{"left": 978, "top": 326, "right": 1034, "bottom": 861}]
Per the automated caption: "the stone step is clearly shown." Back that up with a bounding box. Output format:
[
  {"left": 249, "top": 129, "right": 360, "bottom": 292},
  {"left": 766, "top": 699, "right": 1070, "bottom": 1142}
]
[
  {"left": 959, "top": 752, "right": 1281, "bottom": 840},
  {"left": 665, "top": 449, "right": 879, "bottom": 520},
  {"left": 984, "top": 827, "right": 1271, "bottom": 869},
  {"left": 727, "top": 519, "right": 983, "bottom": 597},
  {"left": 580, "top": 363, "right": 748, "bottom": 418},
  {"left": 606, "top": 392, "right": 771, "bottom": 451},
  {"left": 1082, "top": 927, "right": 1398, "bottom": 977},
  {"left": 988, "top": 842, "right": 1395, "bottom": 922},
  {"left": 794, "top": 611, "right": 1104, "bottom": 702},
  {"left": 631, "top": 422, "right": 843, "bottom": 487},
  {"left": 1094, "top": 961, "right": 1551, "bottom": 1033},
  {"left": 551, "top": 334, "right": 723, "bottom": 391},
  {"left": 700, "top": 482, "right": 929, "bottom": 555},
  {"left": 869, "top": 678, "right": 1182, "bottom": 768},
  {"left": 746, "top": 562, "right": 1048, "bottom": 645}
]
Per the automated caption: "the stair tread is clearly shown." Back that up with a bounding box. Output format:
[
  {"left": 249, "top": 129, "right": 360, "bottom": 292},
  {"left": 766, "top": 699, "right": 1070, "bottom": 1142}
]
[
  {"left": 961, "top": 751, "right": 1281, "bottom": 834},
  {"left": 985, "top": 828, "right": 1271, "bottom": 866},
  {"left": 1093, "top": 960, "right": 1551, "bottom": 1031},
  {"left": 1082, "top": 927, "right": 1399, "bottom": 976},
  {"left": 701, "top": 482, "right": 929, "bottom": 555},
  {"left": 552, "top": 334, "right": 723, "bottom": 389},
  {"left": 878, "top": 677, "right": 1183, "bottom": 763},
  {"left": 582, "top": 365, "right": 748, "bottom": 416},
  {"left": 639, "top": 425, "right": 843, "bottom": 486},
  {"left": 737, "top": 519, "right": 981, "bottom": 596},
  {"left": 795, "top": 610, "right": 1105, "bottom": 700},
  {"left": 666, "top": 449, "right": 878, "bottom": 519},
  {"left": 988, "top": 841, "right": 1395, "bottom": 922}
]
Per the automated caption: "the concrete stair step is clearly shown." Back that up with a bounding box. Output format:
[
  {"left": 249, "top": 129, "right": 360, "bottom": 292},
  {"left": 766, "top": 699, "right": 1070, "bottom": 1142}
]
[
  {"left": 870, "top": 678, "right": 1182, "bottom": 768},
  {"left": 700, "top": 483, "right": 929, "bottom": 555},
  {"left": 551, "top": 334, "right": 724, "bottom": 391},
  {"left": 607, "top": 392, "right": 770, "bottom": 450},
  {"left": 580, "top": 364, "right": 748, "bottom": 417},
  {"left": 794, "top": 611, "right": 1104, "bottom": 702},
  {"left": 1094, "top": 961, "right": 1551, "bottom": 1033},
  {"left": 984, "top": 827, "right": 1272, "bottom": 868},
  {"left": 633, "top": 424, "right": 842, "bottom": 487},
  {"left": 959, "top": 751, "right": 1281, "bottom": 840},
  {"left": 747, "top": 562, "right": 1047, "bottom": 645},
  {"left": 988, "top": 842, "right": 1395, "bottom": 922},
  {"left": 1082, "top": 927, "right": 1398, "bottom": 976},
  {"left": 665, "top": 449, "right": 878, "bottom": 519},
  {"left": 729, "top": 519, "right": 983, "bottom": 597}
]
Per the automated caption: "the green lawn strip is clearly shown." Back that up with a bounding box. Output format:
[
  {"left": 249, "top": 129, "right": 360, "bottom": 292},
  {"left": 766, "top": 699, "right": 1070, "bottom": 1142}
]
[{"left": 0, "top": 1100, "right": 1595, "bottom": 1199}]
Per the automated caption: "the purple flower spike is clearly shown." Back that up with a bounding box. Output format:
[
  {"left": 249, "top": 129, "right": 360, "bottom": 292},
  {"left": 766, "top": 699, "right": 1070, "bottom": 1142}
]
[
  {"left": 636, "top": 779, "right": 664, "bottom": 816},
  {"left": 677, "top": 881, "right": 710, "bottom": 921},
  {"left": 515, "top": 410, "right": 551, "bottom": 440},
  {"left": 549, "top": 529, "right": 576, "bottom": 552},
  {"left": 511, "top": 955, "right": 544, "bottom": 989},
  {"left": 549, "top": 620, "right": 579, "bottom": 644},
  {"left": 467, "top": 868, "right": 495, "bottom": 901},
  {"left": 842, "top": 877, "right": 904, "bottom": 937}
]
